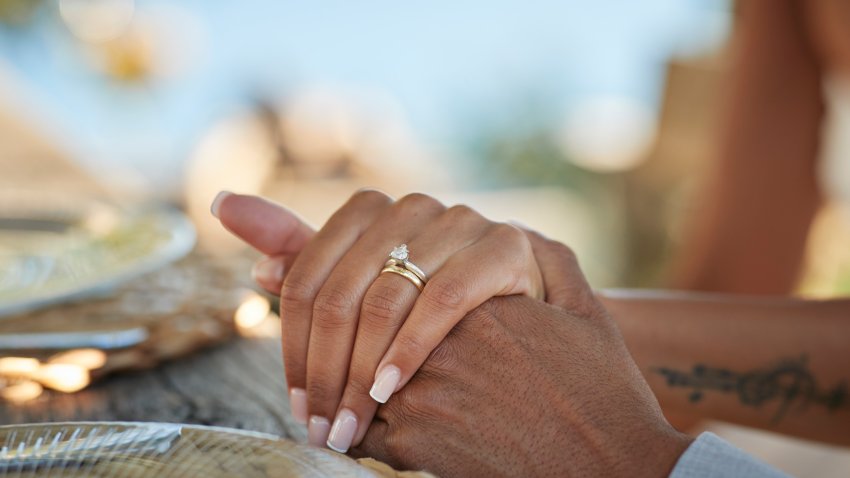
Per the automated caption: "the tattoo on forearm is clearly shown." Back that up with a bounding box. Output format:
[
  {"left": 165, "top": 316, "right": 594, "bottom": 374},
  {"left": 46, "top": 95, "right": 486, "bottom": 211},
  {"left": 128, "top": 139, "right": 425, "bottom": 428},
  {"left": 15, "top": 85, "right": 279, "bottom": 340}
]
[{"left": 653, "top": 355, "right": 847, "bottom": 424}]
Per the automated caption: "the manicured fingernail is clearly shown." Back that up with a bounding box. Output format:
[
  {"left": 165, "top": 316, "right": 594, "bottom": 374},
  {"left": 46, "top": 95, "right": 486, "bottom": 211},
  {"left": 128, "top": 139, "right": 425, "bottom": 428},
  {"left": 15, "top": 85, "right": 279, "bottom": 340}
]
[
  {"left": 289, "top": 388, "right": 307, "bottom": 425},
  {"left": 210, "top": 191, "right": 232, "bottom": 218},
  {"left": 369, "top": 365, "right": 401, "bottom": 403},
  {"left": 308, "top": 416, "right": 331, "bottom": 447},
  {"left": 326, "top": 408, "right": 357, "bottom": 453},
  {"left": 252, "top": 258, "right": 285, "bottom": 285}
]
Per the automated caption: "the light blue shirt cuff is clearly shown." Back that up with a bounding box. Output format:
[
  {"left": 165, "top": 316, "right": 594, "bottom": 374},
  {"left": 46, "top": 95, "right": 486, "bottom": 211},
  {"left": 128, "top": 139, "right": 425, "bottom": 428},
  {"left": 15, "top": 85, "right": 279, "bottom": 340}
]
[{"left": 670, "top": 432, "right": 791, "bottom": 478}]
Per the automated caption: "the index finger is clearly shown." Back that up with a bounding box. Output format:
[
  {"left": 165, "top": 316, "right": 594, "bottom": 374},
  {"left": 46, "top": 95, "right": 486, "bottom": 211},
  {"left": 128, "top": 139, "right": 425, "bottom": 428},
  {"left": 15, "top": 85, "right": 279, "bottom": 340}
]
[{"left": 212, "top": 191, "right": 316, "bottom": 255}]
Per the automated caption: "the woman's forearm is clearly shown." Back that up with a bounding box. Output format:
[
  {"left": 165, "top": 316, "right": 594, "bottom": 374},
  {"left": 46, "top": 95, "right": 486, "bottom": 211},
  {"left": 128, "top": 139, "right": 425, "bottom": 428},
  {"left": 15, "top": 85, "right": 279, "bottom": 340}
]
[
  {"left": 598, "top": 289, "right": 850, "bottom": 446},
  {"left": 671, "top": 0, "right": 823, "bottom": 295}
]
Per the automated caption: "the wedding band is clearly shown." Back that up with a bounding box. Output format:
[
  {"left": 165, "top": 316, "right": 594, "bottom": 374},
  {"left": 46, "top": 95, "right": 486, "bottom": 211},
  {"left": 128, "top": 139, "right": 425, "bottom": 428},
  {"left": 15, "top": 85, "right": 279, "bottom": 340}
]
[
  {"left": 382, "top": 244, "right": 428, "bottom": 291},
  {"left": 381, "top": 264, "right": 425, "bottom": 291},
  {"left": 384, "top": 258, "right": 427, "bottom": 283}
]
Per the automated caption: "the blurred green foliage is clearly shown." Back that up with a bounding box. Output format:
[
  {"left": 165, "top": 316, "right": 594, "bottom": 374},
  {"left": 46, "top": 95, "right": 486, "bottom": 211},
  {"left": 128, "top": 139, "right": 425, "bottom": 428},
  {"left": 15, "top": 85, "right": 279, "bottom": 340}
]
[
  {"left": 459, "top": 97, "right": 603, "bottom": 193},
  {"left": 466, "top": 127, "right": 603, "bottom": 192}
]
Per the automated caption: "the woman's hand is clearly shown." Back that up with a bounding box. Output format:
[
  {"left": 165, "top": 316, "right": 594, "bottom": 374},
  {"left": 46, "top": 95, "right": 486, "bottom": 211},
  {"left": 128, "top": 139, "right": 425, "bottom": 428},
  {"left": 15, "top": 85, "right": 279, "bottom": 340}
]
[{"left": 213, "top": 190, "right": 543, "bottom": 453}]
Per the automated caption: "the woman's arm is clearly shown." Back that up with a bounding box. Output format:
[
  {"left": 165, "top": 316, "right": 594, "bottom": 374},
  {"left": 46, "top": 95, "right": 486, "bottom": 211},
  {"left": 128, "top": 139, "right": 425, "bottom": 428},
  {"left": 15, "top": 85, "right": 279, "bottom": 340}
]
[
  {"left": 672, "top": 0, "right": 824, "bottom": 294},
  {"left": 599, "top": 289, "right": 850, "bottom": 446}
]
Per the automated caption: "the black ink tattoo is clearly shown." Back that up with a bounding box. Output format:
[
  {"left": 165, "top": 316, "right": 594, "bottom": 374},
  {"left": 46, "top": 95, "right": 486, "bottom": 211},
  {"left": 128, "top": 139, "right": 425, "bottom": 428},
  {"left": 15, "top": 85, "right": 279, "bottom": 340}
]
[{"left": 653, "top": 355, "right": 847, "bottom": 424}]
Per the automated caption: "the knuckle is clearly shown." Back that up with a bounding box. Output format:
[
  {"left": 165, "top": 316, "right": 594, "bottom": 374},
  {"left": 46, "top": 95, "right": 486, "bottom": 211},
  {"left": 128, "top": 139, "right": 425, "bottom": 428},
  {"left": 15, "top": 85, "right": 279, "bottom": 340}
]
[
  {"left": 386, "top": 387, "right": 419, "bottom": 420},
  {"left": 425, "top": 340, "right": 457, "bottom": 373},
  {"left": 350, "top": 188, "right": 392, "bottom": 207},
  {"left": 395, "top": 332, "right": 428, "bottom": 360},
  {"left": 548, "top": 238, "right": 576, "bottom": 260},
  {"left": 458, "top": 300, "right": 498, "bottom": 333},
  {"left": 444, "top": 204, "right": 484, "bottom": 224},
  {"left": 397, "top": 193, "right": 440, "bottom": 207},
  {"left": 423, "top": 277, "right": 466, "bottom": 311},
  {"left": 378, "top": 380, "right": 439, "bottom": 435},
  {"left": 445, "top": 300, "right": 503, "bottom": 350},
  {"left": 313, "top": 286, "right": 358, "bottom": 331},
  {"left": 391, "top": 385, "right": 442, "bottom": 429},
  {"left": 394, "top": 193, "right": 445, "bottom": 218},
  {"left": 491, "top": 222, "right": 527, "bottom": 246},
  {"left": 361, "top": 283, "right": 408, "bottom": 325},
  {"left": 280, "top": 276, "right": 316, "bottom": 311}
]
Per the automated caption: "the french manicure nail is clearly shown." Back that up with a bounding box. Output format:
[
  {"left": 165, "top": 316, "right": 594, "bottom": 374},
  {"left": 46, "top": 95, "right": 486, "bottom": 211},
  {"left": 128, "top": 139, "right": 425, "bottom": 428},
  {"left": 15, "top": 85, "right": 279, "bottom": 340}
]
[
  {"left": 252, "top": 258, "right": 285, "bottom": 285},
  {"left": 210, "top": 191, "right": 232, "bottom": 218},
  {"left": 308, "top": 416, "right": 331, "bottom": 447},
  {"left": 369, "top": 365, "right": 401, "bottom": 403},
  {"left": 289, "top": 388, "right": 308, "bottom": 425},
  {"left": 326, "top": 408, "right": 357, "bottom": 453}
]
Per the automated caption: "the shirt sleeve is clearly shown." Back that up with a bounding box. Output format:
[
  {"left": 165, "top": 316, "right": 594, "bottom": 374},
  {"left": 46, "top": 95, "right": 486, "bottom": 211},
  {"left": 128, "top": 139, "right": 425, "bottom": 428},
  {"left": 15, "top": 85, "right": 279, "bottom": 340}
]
[{"left": 669, "top": 432, "right": 792, "bottom": 478}]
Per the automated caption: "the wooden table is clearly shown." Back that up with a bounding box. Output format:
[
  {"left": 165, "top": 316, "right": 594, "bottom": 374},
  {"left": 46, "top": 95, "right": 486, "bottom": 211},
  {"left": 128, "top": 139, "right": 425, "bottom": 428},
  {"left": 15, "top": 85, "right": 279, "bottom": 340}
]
[
  {"left": 0, "top": 337, "right": 306, "bottom": 442},
  {"left": 4, "top": 322, "right": 850, "bottom": 478}
]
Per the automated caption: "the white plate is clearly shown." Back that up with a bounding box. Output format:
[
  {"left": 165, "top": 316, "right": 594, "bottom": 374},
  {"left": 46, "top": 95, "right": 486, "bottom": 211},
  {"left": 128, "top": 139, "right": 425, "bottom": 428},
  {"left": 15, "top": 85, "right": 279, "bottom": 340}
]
[
  {"left": 0, "top": 422, "right": 380, "bottom": 477},
  {"left": 0, "top": 191, "right": 195, "bottom": 317}
]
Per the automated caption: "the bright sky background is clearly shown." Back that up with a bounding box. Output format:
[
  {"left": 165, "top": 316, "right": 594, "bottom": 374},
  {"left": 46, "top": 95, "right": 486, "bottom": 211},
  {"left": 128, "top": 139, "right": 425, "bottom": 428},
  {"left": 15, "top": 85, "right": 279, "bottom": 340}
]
[{"left": 0, "top": 0, "right": 730, "bottom": 192}]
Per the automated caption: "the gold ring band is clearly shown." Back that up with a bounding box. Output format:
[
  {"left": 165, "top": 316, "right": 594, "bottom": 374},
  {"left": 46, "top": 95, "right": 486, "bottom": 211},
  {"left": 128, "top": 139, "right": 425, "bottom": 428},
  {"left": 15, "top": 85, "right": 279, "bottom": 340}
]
[
  {"left": 384, "top": 258, "right": 428, "bottom": 283},
  {"left": 380, "top": 264, "right": 425, "bottom": 291}
]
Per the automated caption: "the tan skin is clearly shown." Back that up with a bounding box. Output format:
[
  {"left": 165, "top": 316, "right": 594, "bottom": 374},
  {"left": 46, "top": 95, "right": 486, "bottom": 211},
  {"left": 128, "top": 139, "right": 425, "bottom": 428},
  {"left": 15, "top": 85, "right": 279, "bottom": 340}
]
[
  {"left": 602, "top": 291, "right": 850, "bottom": 446},
  {"left": 663, "top": 0, "right": 850, "bottom": 442},
  {"left": 216, "top": 192, "right": 850, "bottom": 449},
  {"left": 217, "top": 194, "right": 693, "bottom": 477},
  {"left": 673, "top": 0, "right": 850, "bottom": 293},
  {"left": 215, "top": 191, "right": 544, "bottom": 453},
  {"left": 353, "top": 295, "right": 692, "bottom": 478}
]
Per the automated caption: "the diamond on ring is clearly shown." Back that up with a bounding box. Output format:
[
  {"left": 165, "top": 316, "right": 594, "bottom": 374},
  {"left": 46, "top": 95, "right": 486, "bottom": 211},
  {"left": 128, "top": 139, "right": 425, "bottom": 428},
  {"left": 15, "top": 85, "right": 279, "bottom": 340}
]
[
  {"left": 390, "top": 244, "right": 409, "bottom": 262},
  {"left": 383, "top": 244, "right": 427, "bottom": 288}
]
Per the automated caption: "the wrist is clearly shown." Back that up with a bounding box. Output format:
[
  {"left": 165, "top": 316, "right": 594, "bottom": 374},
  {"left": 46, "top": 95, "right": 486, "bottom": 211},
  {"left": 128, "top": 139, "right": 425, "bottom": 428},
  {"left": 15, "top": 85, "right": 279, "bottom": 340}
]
[
  {"left": 625, "top": 425, "right": 694, "bottom": 478},
  {"left": 576, "top": 412, "right": 693, "bottom": 477}
]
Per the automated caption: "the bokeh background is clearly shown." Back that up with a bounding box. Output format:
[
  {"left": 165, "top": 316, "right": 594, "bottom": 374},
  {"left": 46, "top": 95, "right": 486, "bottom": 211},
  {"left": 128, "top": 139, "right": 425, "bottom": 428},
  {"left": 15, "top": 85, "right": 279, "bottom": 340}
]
[
  {"left": 3, "top": 0, "right": 848, "bottom": 295},
  {"left": 1, "top": 0, "right": 737, "bottom": 287},
  {"left": 2, "top": 1, "right": 850, "bottom": 475}
]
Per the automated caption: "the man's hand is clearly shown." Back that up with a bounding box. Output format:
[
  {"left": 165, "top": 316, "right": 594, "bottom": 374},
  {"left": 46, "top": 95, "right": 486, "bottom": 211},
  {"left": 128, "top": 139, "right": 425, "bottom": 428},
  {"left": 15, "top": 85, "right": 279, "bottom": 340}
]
[{"left": 354, "top": 236, "right": 693, "bottom": 477}]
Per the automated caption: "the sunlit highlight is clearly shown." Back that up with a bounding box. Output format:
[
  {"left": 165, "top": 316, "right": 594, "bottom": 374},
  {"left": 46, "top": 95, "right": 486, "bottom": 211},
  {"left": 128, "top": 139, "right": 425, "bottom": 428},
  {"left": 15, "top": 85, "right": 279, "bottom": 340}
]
[
  {"left": 234, "top": 292, "right": 271, "bottom": 330},
  {"left": 35, "top": 363, "right": 91, "bottom": 393},
  {"left": 49, "top": 348, "right": 108, "bottom": 371},
  {"left": 0, "top": 381, "right": 44, "bottom": 404},
  {"left": 0, "top": 357, "right": 41, "bottom": 376}
]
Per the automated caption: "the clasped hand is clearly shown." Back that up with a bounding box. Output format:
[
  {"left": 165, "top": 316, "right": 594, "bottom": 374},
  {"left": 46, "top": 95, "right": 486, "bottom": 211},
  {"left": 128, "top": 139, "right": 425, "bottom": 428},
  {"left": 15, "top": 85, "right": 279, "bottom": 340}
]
[
  {"left": 215, "top": 190, "right": 543, "bottom": 452},
  {"left": 214, "top": 190, "right": 691, "bottom": 477}
]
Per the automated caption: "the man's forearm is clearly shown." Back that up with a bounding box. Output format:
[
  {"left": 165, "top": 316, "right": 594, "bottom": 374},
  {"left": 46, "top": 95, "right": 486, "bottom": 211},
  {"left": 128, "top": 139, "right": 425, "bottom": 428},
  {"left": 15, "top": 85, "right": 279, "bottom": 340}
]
[{"left": 598, "top": 289, "right": 850, "bottom": 446}]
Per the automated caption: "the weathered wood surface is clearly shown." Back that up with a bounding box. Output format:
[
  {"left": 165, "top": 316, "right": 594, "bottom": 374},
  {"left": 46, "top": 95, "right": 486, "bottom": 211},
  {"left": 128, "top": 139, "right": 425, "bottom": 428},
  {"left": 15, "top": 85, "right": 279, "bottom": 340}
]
[
  {"left": 3, "top": 337, "right": 850, "bottom": 478},
  {"left": 0, "top": 337, "right": 306, "bottom": 441}
]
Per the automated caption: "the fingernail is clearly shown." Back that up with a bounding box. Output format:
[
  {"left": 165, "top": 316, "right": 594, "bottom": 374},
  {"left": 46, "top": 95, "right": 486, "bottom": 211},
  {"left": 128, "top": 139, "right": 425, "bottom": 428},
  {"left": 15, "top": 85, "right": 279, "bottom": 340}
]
[
  {"left": 252, "top": 258, "right": 285, "bottom": 285},
  {"left": 289, "top": 388, "right": 307, "bottom": 425},
  {"left": 210, "top": 191, "right": 232, "bottom": 218},
  {"left": 308, "top": 416, "right": 331, "bottom": 447},
  {"left": 326, "top": 408, "right": 357, "bottom": 453},
  {"left": 369, "top": 365, "right": 401, "bottom": 404}
]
